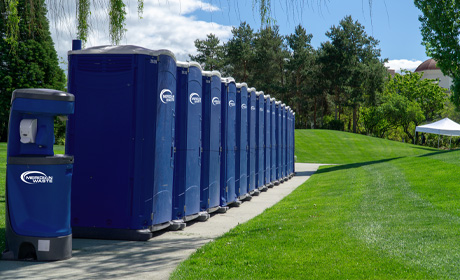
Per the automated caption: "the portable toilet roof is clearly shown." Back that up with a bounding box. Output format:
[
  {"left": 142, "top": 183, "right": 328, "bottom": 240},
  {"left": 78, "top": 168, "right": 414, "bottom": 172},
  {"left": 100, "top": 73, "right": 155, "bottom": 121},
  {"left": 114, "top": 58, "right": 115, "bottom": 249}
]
[
  {"left": 177, "top": 61, "right": 189, "bottom": 68},
  {"left": 236, "top": 82, "right": 248, "bottom": 88},
  {"left": 256, "top": 91, "right": 264, "bottom": 96},
  {"left": 270, "top": 97, "right": 275, "bottom": 102},
  {"left": 68, "top": 45, "right": 176, "bottom": 61},
  {"left": 264, "top": 95, "right": 270, "bottom": 99},
  {"left": 188, "top": 61, "right": 203, "bottom": 71}
]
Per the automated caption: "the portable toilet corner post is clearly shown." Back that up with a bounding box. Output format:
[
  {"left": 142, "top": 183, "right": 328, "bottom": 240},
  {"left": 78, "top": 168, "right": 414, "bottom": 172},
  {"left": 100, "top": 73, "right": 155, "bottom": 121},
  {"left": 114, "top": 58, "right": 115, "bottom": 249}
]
[
  {"left": 67, "top": 46, "right": 177, "bottom": 240},
  {"left": 275, "top": 101, "right": 282, "bottom": 184},
  {"left": 200, "top": 70, "right": 223, "bottom": 213},
  {"left": 220, "top": 77, "right": 239, "bottom": 207},
  {"left": 264, "top": 95, "right": 273, "bottom": 188},
  {"left": 3, "top": 89, "right": 74, "bottom": 261},
  {"left": 255, "top": 91, "right": 266, "bottom": 191},
  {"left": 173, "top": 61, "right": 209, "bottom": 224},
  {"left": 270, "top": 98, "right": 277, "bottom": 185},
  {"left": 236, "top": 83, "right": 251, "bottom": 201},
  {"left": 247, "top": 87, "right": 258, "bottom": 195}
]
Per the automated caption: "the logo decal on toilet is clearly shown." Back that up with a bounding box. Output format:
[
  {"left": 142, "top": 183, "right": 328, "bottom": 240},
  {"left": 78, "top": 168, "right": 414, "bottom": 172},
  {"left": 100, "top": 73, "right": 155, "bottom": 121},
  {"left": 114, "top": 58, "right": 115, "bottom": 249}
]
[
  {"left": 212, "top": 97, "right": 221, "bottom": 105},
  {"left": 189, "top": 93, "right": 201, "bottom": 105},
  {"left": 21, "top": 171, "right": 53, "bottom": 184},
  {"left": 160, "top": 89, "right": 175, "bottom": 104}
]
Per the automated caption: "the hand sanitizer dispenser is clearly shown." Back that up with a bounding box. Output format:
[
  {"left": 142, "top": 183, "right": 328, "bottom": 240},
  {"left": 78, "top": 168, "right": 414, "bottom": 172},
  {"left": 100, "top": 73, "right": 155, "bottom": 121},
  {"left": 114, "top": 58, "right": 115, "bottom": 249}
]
[
  {"left": 2, "top": 88, "right": 75, "bottom": 261},
  {"left": 20, "top": 119, "right": 37, "bottom": 144}
]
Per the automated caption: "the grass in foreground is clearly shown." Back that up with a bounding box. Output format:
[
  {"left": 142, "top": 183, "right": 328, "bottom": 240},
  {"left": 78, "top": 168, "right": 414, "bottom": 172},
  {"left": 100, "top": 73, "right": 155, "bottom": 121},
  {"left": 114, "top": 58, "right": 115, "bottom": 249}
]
[
  {"left": 0, "top": 143, "right": 65, "bottom": 253},
  {"left": 171, "top": 130, "right": 460, "bottom": 279}
]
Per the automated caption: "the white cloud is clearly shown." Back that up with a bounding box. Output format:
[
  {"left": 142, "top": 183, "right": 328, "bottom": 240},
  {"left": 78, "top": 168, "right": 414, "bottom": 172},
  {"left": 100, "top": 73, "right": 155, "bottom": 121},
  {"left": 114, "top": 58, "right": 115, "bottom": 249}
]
[
  {"left": 385, "top": 59, "right": 423, "bottom": 73},
  {"left": 49, "top": 0, "right": 233, "bottom": 65}
]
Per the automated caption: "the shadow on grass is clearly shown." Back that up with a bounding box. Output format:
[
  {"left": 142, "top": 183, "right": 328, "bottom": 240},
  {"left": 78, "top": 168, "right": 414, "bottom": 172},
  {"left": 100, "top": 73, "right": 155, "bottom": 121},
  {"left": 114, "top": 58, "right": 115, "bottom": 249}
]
[
  {"left": 294, "top": 170, "right": 317, "bottom": 177},
  {"left": 417, "top": 149, "right": 459, "bottom": 158},
  {"left": 315, "top": 157, "right": 403, "bottom": 174}
]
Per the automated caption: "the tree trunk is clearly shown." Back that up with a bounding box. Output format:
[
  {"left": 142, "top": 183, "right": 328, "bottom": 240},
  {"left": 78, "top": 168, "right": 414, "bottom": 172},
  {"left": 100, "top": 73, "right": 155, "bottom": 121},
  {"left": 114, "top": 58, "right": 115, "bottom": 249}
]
[
  {"left": 313, "top": 96, "right": 317, "bottom": 129},
  {"left": 353, "top": 105, "right": 358, "bottom": 133}
]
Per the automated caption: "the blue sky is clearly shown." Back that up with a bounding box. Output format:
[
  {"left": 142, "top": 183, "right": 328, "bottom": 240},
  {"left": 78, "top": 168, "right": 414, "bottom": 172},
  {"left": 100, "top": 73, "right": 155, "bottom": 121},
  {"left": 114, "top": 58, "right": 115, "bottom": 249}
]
[{"left": 50, "top": 0, "right": 428, "bottom": 71}]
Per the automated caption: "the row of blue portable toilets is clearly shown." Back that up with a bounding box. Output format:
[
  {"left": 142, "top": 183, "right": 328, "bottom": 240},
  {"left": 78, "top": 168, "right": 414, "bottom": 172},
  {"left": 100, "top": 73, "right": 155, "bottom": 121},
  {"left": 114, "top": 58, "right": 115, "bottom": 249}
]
[
  {"left": 4, "top": 44, "right": 296, "bottom": 260},
  {"left": 65, "top": 45, "right": 296, "bottom": 241}
]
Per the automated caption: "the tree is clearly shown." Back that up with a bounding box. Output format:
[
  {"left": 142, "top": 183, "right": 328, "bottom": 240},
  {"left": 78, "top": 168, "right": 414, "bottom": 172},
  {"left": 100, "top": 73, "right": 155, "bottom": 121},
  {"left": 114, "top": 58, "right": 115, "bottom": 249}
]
[
  {"left": 362, "top": 71, "right": 448, "bottom": 142},
  {"left": 0, "top": 0, "right": 66, "bottom": 142},
  {"left": 250, "top": 25, "right": 289, "bottom": 98},
  {"left": 225, "top": 22, "right": 255, "bottom": 82},
  {"left": 320, "top": 15, "right": 386, "bottom": 133},
  {"left": 415, "top": 0, "right": 460, "bottom": 107},
  {"left": 189, "top": 33, "right": 226, "bottom": 72},
  {"left": 286, "top": 24, "right": 315, "bottom": 127},
  {"left": 386, "top": 71, "right": 447, "bottom": 122}
]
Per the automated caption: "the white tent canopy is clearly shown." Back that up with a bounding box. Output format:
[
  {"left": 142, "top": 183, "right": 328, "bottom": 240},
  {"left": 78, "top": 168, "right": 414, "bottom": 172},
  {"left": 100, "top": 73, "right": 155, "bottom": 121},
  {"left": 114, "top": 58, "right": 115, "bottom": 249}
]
[{"left": 415, "top": 118, "right": 460, "bottom": 136}]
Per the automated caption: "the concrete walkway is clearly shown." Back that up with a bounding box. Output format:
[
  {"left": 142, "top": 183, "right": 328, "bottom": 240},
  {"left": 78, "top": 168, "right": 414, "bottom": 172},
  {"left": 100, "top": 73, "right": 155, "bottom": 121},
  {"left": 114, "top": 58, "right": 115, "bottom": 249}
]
[{"left": 0, "top": 163, "right": 322, "bottom": 280}]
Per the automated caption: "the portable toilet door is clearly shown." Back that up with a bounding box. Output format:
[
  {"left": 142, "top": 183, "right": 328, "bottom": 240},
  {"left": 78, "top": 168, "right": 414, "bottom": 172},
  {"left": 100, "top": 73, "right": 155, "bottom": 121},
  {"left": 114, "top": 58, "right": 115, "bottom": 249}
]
[
  {"left": 220, "top": 77, "right": 239, "bottom": 206},
  {"left": 281, "top": 104, "right": 288, "bottom": 181},
  {"left": 255, "top": 91, "right": 266, "bottom": 191},
  {"left": 275, "top": 101, "right": 282, "bottom": 183},
  {"left": 67, "top": 46, "right": 177, "bottom": 240},
  {"left": 247, "top": 87, "right": 257, "bottom": 194},
  {"left": 288, "top": 108, "right": 294, "bottom": 177},
  {"left": 293, "top": 111, "right": 296, "bottom": 174},
  {"left": 270, "top": 98, "right": 277, "bottom": 185},
  {"left": 236, "top": 83, "right": 250, "bottom": 201},
  {"left": 287, "top": 108, "right": 292, "bottom": 177},
  {"left": 200, "top": 70, "right": 223, "bottom": 213},
  {"left": 173, "top": 61, "right": 208, "bottom": 223},
  {"left": 264, "top": 95, "right": 273, "bottom": 188}
]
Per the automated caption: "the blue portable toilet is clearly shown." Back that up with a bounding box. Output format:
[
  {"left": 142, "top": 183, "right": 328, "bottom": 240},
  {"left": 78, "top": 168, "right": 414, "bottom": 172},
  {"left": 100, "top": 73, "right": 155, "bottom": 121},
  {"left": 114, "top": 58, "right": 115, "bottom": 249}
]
[
  {"left": 173, "top": 61, "right": 209, "bottom": 223},
  {"left": 201, "top": 70, "right": 226, "bottom": 213},
  {"left": 270, "top": 98, "right": 277, "bottom": 185},
  {"left": 220, "top": 77, "right": 239, "bottom": 206},
  {"left": 292, "top": 111, "right": 296, "bottom": 175},
  {"left": 236, "top": 83, "right": 251, "bottom": 201},
  {"left": 275, "top": 101, "right": 282, "bottom": 183},
  {"left": 247, "top": 87, "right": 258, "bottom": 196},
  {"left": 264, "top": 95, "right": 273, "bottom": 188},
  {"left": 288, "top": 107, "right": 294, "bottom": 178},
  {"left": 3, "top": 89, "right": 74, "bottom": 261},
  {"left": 67, "top": 45, "right": 179, "bottom": 240},
  {"left": 281, "top": 104, "right": 288, "bottom": 181},
  {"left": 286, "top": 107, "right": 292, "bottom": 178},
  {"left": 255, "top": 91, "right": 266, "bottom": 191}
]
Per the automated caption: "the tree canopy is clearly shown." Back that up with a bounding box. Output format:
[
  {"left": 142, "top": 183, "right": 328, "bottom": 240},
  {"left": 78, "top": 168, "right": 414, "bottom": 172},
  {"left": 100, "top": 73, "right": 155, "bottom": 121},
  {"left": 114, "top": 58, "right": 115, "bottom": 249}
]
[
  {"left": 415, "top": 0, "right": 460, "bottom": 106},
  {"left": 0, "top": 0, "right": 66, "bottom": 141}
]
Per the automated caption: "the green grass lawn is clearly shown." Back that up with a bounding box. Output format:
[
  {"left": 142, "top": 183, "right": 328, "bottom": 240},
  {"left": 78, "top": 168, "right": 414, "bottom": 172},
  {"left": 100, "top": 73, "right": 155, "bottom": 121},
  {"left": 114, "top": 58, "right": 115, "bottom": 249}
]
[
  {"left": 171, "top": 130, "right": 460, "bottom": 279},
  {"left": 0, "top": 143, "right": 64, "bottom": 254}
]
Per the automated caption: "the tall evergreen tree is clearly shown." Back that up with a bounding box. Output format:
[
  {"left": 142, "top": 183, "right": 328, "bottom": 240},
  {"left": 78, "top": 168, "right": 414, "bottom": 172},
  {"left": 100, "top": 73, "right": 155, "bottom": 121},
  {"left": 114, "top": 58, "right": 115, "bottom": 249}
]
[
  {"left": 0, "top": 0, "right": 66, "bottom": 141},
  {"left": 286, "top": 24, "right": 315, "bottom": 127},
  {"left": 320, "top": 16, "right": 386, "bottom": 133},
  {"left": 250, "top": 25, "right": 288, "bottom": 99},
  {"left": 225, "top": 22, "right": 255, "bottom": 82},
  {"left": 189, "top": 33, "right": 226, "bottom": 72}
]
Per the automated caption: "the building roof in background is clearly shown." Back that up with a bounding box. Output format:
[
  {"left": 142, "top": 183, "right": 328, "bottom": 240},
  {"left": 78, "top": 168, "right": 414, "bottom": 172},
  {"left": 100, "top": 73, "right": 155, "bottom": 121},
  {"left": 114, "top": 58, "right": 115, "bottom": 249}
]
[{"left": 415, "top": 58, "right": 439, "bottom": 72}]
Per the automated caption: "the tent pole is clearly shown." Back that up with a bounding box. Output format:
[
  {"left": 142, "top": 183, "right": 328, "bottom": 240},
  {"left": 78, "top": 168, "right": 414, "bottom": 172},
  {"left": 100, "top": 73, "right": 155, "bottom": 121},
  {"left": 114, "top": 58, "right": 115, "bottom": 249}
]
[
  {"left": 438, "top": 135, "right": 440, "bottom": 148},
  {"left": 450, "top": 136, "right": 452, "bottom": 150}
]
